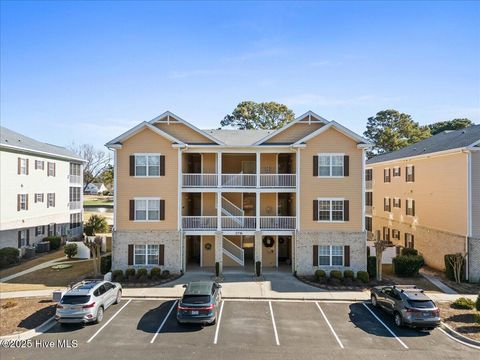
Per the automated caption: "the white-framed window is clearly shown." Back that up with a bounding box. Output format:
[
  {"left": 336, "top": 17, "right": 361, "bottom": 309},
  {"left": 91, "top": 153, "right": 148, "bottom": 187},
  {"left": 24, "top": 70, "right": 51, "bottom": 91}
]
[
  {"left": 406, "top": 165, "right": 415, "bottom": 182},
  {"left": 406, "top": 198, "right": 415, "bottom": 216},
  {"left": 35, "top": 226, "right": 44, "bottom": 236},
  {"left": 19, "top": 194, "right": 27, "bottom": 210},
  {"left": 393, "top": 167, "right": 401, "bottom": 177},
  {"left": 392, "top": 229, "right": 400, "bottom": 240},
  {"left": 384, "top": 168, "right": 391, "bottom": 182},
  {"left": 18, "top": 230, "right": 27, "bottom": 247},
  {"left": 134, "top": 244, "right": 159, "bottom": 265},
  {"left": 393, "top": 197, "right": 401, "bottom": 208},
  {"left": 318, "top": 154, "right": 344, "bottom": 177},
  {"left": 47, "top": 162, "right": 55, "bottom": 176},
  {"left": 35, "top": 193, "right": 44, "bottom": 203},
  {"left": 317, "top": 198, "right": 345, "bottom": 222},
  {"left": 405, "top": 233, "right": 414, "bottom": 248},
  {"left": 384, "top": 197, "right": 391, "bottom": 212},
  {"left": 47, "top": 193, "right": 55, "bottom": 208},
  {"left": 19, "top": 158, "right": 27, "bottom": 175},
  {"left": 35, "top": 160, "right": 45, "bottom": 170},
  {"left": 134, "top": 198, "right": 160, "bottom": 221},
  {"left": 135, "top": 154, "right": 161, "bottom": 177},
  {"left": 318, "top": 245, "right": 344, "bottom": 266},
  {"left": 69, "top": 163, "right": 81, "bottom": 176}
]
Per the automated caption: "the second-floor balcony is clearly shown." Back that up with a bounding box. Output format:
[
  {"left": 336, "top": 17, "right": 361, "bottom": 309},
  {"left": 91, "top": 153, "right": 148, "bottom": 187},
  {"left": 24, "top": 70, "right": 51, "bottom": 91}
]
[
  {"left": 181, "top": 216, "right": 296, "bottom": 231},
  {"left": 182, "top": 173, "right": 296, "bottom": 189},
  {"left": 69, "top": 174, "right": 82, "bottom": 185},
  {"left": 68, "top": 201, "right": 82, "bottom": 210}
]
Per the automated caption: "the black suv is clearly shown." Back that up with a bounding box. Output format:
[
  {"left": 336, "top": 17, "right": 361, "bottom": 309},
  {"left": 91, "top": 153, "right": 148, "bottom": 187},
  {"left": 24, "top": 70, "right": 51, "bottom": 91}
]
[{"left": 177, "top": 281, "right": 222, "bottom": 325}]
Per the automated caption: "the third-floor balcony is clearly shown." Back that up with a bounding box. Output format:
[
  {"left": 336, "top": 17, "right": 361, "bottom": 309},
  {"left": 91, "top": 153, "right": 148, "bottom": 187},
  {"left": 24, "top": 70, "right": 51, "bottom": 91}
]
[
  {"left": 182, "top": 173, "right": 296, "bottom": 188},
  {"left": 181, "top": 216, "right": 296, "bottom": 231}
]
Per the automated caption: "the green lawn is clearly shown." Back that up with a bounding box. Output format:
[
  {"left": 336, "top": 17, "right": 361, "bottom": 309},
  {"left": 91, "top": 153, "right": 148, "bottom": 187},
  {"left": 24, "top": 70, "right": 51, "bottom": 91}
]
[{"left": 83, "top": 199, "right": 113, "bottom": 206}]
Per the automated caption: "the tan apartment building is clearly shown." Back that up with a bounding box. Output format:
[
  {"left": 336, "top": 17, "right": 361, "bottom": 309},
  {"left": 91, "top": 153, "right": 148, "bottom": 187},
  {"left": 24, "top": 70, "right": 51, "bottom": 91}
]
[
  {"left": 106, "top": 111, "right": 371, "bottom": 275},
  {"left": 0, "top": 127, "right": 85, "bottom": 253},
  {"left": 366, "top": 125, "right": 480, "bottom": 282}
]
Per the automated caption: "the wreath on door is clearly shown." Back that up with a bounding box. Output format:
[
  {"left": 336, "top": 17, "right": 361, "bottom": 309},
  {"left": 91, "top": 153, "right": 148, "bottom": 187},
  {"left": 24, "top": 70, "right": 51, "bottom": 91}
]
[
  {"left": 263, "top": 236, "right": 274, "bottom": 248},
  {"left": 204, "top": 243, "right": 212, "bottom": 250}
]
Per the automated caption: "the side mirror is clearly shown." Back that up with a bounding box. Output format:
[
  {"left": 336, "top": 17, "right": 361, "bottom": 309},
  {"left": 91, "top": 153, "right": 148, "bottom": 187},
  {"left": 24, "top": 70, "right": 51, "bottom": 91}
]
[
  {"left": 217, "top": 284, "right": 222, "bottom": 288},
  {"left": 182, "top": 284, "right": 187, "bottom": 288}
]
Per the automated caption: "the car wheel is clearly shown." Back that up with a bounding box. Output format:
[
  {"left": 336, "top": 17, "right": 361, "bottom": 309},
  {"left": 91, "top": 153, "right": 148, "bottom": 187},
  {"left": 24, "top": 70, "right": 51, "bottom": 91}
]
[
  {"left": 95, "top": 307, "right": 104, "bottom": 324},
  {"left": 371, "top": 295, "right": 378, "bottom": 307},
  {"left": 114, "top": 290, "right": 122, "bottom": 304},
  {"left": 394, "top": 312, "right": 403, "bottom": 328}
]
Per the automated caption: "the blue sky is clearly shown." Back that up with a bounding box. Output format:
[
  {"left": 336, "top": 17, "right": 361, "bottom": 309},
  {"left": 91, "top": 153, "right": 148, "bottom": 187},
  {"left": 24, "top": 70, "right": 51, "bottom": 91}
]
[{"left": 1, "top": 1, "right": 479, "bottom": 150}]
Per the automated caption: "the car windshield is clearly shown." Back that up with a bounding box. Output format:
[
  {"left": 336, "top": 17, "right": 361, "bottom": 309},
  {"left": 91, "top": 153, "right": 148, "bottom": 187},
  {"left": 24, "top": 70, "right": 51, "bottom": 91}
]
[
  {"left": 182, "top": 295, "right": 210, "bottom": 304},
  {"left": 61, "top": 295, "right": 91, "bottom": 304},
  {"left": 407, "top": 300, "right": 435, "bottom": 308}
]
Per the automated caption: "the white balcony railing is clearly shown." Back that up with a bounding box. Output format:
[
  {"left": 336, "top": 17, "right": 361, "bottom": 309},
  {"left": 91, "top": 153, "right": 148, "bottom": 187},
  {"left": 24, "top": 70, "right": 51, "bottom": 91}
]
[
  {"left": 223, "top": 237, "right": 244, "bottom": 266},
  {"left": 221, "top": 174, "right": 256, "bottom": 187},
  {"left": 69, "top": 201, "right": 82, "bottom": 210},
  {"left": 69, "top": 175, "right": 82, "bottom": 184},
  {"left": 182, "top": 216, "right": 217, "bottom": 230},
  {"left": 260, "top": 174, "right": 296, "bottom": 188},
  {"left": 221, "top": 216, "right": 256, "bottom": 230},
  {"left": 182, "top": 173, "right": 218, "bottom": 187},
  {"left": 366, "top": 180, "right": 373, "bottom": 190},
  {"left": 260, "top": 216, "right": 296, "bottom": 230},
  {"left": 365, "top": 205, "right": 372, "bottom": 215}
]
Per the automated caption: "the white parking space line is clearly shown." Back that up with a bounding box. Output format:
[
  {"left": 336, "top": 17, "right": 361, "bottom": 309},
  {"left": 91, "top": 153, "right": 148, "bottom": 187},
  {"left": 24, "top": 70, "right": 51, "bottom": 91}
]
[
  {"left": 213, "top": 300, "right": 224, "bottom": 345},
  {"left": 315, "top": 302, "right": 344, "bottom": 349},
  {"left": 150, "top": 300, "right": 178, "bottom": 344},
  {"left": 268, "top": 301, "right": 280, "bottom": 346},
  {"left": 86, "top": 299, "right": 132, "bottom": 343},
  {"left": 362, "top": 303, "right": 409, "bottom": 349}
]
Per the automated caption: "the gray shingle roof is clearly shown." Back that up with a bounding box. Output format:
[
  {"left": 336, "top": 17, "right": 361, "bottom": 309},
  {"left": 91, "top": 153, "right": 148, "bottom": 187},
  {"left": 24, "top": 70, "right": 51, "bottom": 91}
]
[
  {"left": 204, "top": 129, "right": 274, "bottom": 146},
  {"left": 0, "top": 126, "right": 84, "bottom": 162},
  {"left": 367, "top": 125, "right": 480, "bottom": 164}
]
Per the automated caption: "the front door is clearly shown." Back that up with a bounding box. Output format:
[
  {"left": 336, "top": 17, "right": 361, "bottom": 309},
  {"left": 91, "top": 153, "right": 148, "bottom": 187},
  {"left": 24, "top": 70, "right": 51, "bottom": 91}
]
[
  {"left": 278, "top": 154, "right": 292, "bottom": 174},
  {"left": 188, "top": 193, "right": 202, "bottom": 216},
  {"left": 277, "top": 193, "right": 291, "bottom": 216}
]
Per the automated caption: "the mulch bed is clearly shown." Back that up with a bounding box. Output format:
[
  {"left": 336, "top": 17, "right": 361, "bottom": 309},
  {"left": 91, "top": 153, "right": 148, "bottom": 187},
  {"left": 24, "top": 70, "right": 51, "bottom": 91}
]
[
  {"left": 297, "top": 275, "right": 376, "bottom": 290},
  {"left": 0, "top": 297, "right": 56, "bottom": 336},
  {"left": 119, "top": 273, "right": 183, "bottom": 288},
  {"left": 437, "top": 302, "right": 480, "bottom": 341}
]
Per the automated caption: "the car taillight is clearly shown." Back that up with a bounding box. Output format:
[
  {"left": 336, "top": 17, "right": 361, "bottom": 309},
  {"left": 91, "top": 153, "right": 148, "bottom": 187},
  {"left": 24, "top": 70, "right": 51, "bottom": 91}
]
[
  {"left": 82, "top": 302, "right": 96, "bottom": 309},
  {"left": 56, "top": 304, "right": 64, "bottom": 309},
  {"left": 433, "top": 308, "right": 440, "bottom": 316},
  {"left": 177, "top": 304, "right": 187, "bottom": 311},
  {"left": 405, "top": 307, "right": 420, "bottom": 314},
  {"left": 204, "top": 304, "right": 215, "bottom": 310}
]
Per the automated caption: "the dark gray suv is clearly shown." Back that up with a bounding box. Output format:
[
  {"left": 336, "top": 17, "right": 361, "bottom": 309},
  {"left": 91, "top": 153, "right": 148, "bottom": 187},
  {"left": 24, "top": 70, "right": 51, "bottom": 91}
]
[
  {"left": 176, "top": 281, "right": 222, "bottom": 325},
  {"left": 370, "top": 285, "right": 440, "bottom": 329}
]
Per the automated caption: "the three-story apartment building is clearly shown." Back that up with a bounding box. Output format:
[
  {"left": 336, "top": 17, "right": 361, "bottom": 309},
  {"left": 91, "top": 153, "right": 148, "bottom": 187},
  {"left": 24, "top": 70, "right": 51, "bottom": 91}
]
[
  {"left": 106, "top": 111, "right": 370, "bottom": 275},
  {"left": 0, "top": 127, "right": 85, "bottom": 253},
  {"left": 366, "top": 125, "right": 480, "bottom": 282}
]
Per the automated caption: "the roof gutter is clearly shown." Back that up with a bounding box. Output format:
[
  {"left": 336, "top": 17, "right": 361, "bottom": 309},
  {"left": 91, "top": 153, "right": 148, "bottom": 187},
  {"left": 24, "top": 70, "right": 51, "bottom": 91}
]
[
  {"left": 0, "top": 143, "right": 86, "bottom": 163},
  {"left": 366, "top": 147, "right": 468, "bottom": 167}
]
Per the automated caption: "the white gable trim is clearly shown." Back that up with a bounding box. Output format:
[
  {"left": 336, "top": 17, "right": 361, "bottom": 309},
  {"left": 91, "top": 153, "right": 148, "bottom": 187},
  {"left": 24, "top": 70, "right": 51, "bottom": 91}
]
[
  {"left": 105, "top": 121, "right": 185, "bottom": 149},
  {"left": 148, "top": 111, "right": 225, "bottom": 145},
  {"left": 253, "top": 110, "right": 329, "bottom": 145},
  {"left": 293, "top": 120, "right": 371, "bottom": 146}
]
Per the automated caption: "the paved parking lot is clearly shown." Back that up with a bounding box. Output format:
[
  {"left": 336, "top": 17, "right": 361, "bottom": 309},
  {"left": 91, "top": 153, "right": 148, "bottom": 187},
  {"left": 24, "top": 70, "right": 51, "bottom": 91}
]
[{"left": 1, "top": 299, "right": 478, "bottom": 360}]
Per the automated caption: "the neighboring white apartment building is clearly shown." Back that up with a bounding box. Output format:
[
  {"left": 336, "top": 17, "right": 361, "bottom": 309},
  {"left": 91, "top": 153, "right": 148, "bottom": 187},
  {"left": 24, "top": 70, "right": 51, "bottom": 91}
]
[{"left": 0, "top": 126, "right": 85, "bottom": 252}]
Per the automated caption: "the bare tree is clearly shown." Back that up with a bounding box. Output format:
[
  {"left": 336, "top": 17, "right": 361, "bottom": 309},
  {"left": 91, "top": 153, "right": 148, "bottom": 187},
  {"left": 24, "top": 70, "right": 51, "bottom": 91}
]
[
  {"left": 447, "top": 253, "right": 466, "bottom": 284},
  {"left": 69, "top": 143, "right": 111, "bottom": 191},
  {"left": 374, "top": 239, "right": 389, "bottom": 281},
  {"left": 84, "top": 236, "right": 103, "bottom": 276}
]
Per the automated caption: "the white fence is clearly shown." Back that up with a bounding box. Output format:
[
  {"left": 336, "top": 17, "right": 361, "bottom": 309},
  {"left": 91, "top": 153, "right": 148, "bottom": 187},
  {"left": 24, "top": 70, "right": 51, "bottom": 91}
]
[
  {"left": 221, "top": 174, "right": 257, "bottom": 187},
  {"left": 260, "top": 174, "right": 296, "bottom": 188},
  {"left": 182, "top": 216, "right": 217, "bottom": 230},
  {"left": 182, "top": 173, "right": 218, "bottom": 187},
  {"left": 260, "top": 216, "right": 296, "bottom": 230},
  {"left": 221, "top": 216, "right": 256, "bottom": 230}
]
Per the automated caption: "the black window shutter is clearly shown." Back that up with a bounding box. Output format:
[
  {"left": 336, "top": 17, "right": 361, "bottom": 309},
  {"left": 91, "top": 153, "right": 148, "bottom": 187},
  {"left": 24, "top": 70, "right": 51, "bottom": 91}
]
[
  {"left": 411, "top": 235, "right": 415, "bottom": 248},
  {"left": 159, "top": 245, "right": 165, "bottom": 265},
  {"left": 129, "top": 200, "right": 135, "bottom": 220},
  {"left": 398, "top": 167, "right": 401, "bottom": 177},
  {"left": 343, "top": 155, "right": 349, "bottom": 176},
  {"left": 160, "top": 155, "right": 165, "bottom": 176},
  {"left": 17, "top": 194, "right": 20, "bottom": 211},
  {"left": 313, "top": 156, "right": 318, "bottom": 176},
  {"left": 404, "top": 233, "right": 407, "bottom": 247},
  {"left": 343, "top": 200, "right": 349, "bottom": 221},
  {"left": 26, "top": 229, "right": 30, "bottom": 245},
  {"left": 313, "top": 200, "right": 318, "bottom": 221},
  {"left": 128, "top": 245, "right": 134, "bottom": 265},
  {"left": 129, "top": 155, "right": 135, "bottom": 176},
  {"left": 412, "top": 166, "right": 415, "bottom": 182},
  {"left": 388, "top": 168, "right": 391, "bottom": 181},
  {"left": 18, "top": 231, "right": 21, "bottom": 248},
  {"left": 53, "top": 224, "right": 56, "bottom": 236},
  {"left": 344, "top": 245, "right": 350, "bottom": 267},
  {"left": 313, "top": 245, "right": 318, "bottom": 266},
  {"left": 160, "top": 200, "right": 165, "bottom": 220},
  {"left": 388, "top": 198, "right": 391, "bottom": 211},
  {"left": 26, "top": 159, "right": 29, "bottom": 175},
  {"left": 412, "top": 200, "right": 416, "bottom": 216}
]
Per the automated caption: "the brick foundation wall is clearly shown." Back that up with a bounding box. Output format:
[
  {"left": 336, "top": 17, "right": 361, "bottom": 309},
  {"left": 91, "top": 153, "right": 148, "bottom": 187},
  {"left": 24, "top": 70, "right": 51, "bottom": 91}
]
[{"left": 468, "top": 237, "right": 480, "bottom": 283}]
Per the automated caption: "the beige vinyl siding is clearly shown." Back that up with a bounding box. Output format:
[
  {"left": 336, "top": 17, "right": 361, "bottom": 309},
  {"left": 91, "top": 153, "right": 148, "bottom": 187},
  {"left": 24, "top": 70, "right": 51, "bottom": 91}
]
[
  {"left": 116, "top": 128, "right": 178, "bottom": 230},
  {"left": 202, "top": 193, "right": 216, "bottom": 216},
  {"left": 260, "top": 193, "right": 277, "bottom": 215},
  {"left": 262, "top": 236, "right": 277, "bottom": 267},
  {"left": 222, "top": 154, "right": 256, "bottom": 173},
  {"left": 154, "top": 122, "right": 214, "bottom": 144},
  {"left": 265, "top": 122, "right": 323, "bottom": 144},
  {"left": 471, "top": 151, "right": 480, "bottom": 237},
  {"left": 202, "top": 153, "right": 216, "bottom": 173},
  {"left": 260, "top": 153, "right": 277, "bottom": 173},
  {"left": 222, "top": 193, "right": 242, "bottom": 208},
  {"left": 300, "top": 127, "right": 363, "bottom": 231},
  {"left": 371, "top": 151, "right": 468, "bottom": 236}
]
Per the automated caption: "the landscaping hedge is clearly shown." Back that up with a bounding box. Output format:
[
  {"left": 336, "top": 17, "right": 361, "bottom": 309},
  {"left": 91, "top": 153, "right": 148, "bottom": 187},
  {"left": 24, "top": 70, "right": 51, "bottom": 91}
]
[
  {"left": 150, "top": 267, "right": 161, "bottom": 280},
  {"left": 343, "top": 270, "right": 354, "bottom": 279},
  {"left": 137, "top": 268, "right": 148, "bottom": 281},
  {"left": 393, "top": 255, "right": 424, "bottom": 277},
  {"left": 44, "top": 236, "right": 61, "bottom": 250},
  {"left": 476, "top": 293, "right": 480, "bottom": 311},
  {"left": 64, "top": 243, "right": 78, "bottom": 259},
  {"left": 401, "top": 248, "right": 418, "bottom": 257},
  {"left": 444, "top": 254, "right": 466, "bottom": 282},
  {"left": 0, "top": 247, "right": 20, "bottom": 268},
  {"left": 101, "top": 255, "right": 112, "bottom": 274},
  {"left": 367, "top": 256, "right": 376, "bottom": 278},
  {"left": 330, "top": 270, "right": 342, "bottom": 280},
  {"left": 357, "top": 271, "right": 369, "bottom": 283},
  {"left": 452, "top": 297, "right": 475, "bottom": 310},
  {"left": 112, "top": 270, "right": 124, "bottom": 282},
  {"left": 315, "top": 269, "right": 326, "bottom": 280}
]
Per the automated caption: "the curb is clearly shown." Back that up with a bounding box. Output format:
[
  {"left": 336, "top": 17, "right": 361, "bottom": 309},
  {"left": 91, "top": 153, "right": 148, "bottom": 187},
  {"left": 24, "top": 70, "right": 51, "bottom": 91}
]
[
  {"left": 0, "top": 317, "right": 56, "bottom": 341},
  {"left": 439, "top": 321, "right": 480, "bottom": 349}
]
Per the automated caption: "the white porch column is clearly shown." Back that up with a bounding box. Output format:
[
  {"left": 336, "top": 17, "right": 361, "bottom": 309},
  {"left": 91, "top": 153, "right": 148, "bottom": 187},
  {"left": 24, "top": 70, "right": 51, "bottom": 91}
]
[
  {"left": 215, "top": 231, "right": 223, "bottom": 275},
  {"left": 256, "top": 151, "right": 260, "bottom": 188},
  {"left": 217, "top": 152, "right": 222, "bottom": 188},
  {"left": 256, "top": 191, "right": 260, "bottom": 231},
  {"left": 217, "top": 192, "right": 222, "bottom": 231},
  {"left": 295, "top": 148, "right": 300, "bottom": 231},
  {"left": 254, "top": 231, "right": 262, "bottom": 274}
]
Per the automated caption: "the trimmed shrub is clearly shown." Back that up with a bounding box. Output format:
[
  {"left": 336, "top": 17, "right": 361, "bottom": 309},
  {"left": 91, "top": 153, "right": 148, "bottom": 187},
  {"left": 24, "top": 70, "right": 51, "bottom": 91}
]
[
  {"left": 112, "top": 270, "right": 124, "bottom": 282},
  {"left": 64, "top": 243, "right": 78, "bottom": 259},
  {"left": 474, "top": 313, "right": 480, "bottom": 325},
  {"left": 476, "top": 293, "right": 480, "bottom": 311},
  {"left": 452, "top": 297, "right": 475, "bottom": 310},
  {"left": 150, "top": 267, "right": 161, "bottom": 280},
  {"left": 0, "top": 247, "right": 20, "bottom": 268},
  {"left": 344, "top": 270, "right": 354, "bottom": 279},
  {"left": 125, "top": 268, "right": 136, "bottom": 278},
  {"left": 101, "top": 255, "right": 112, "bottom": 274},
  {"left": 393, "top": 255, "right": 424, "bottom": 277},
  {"left": 137, "top": 268, "right": 148, "bottom": 279},
  {"left": 357, "top": 271, "right": 369, "bottom": 283},
  {"left": 330, "top": 270, "right": 343, "bottom": 280},
  {"left": 161, "top": 270, "right": 170, "bottom": 278},
  {"left": 315, "top": 269, "right": 326, "bottom": 280},
  {"left": 44, "top": 236, "right": 61, "bottom": 250},
  {"left": 84, "top": 225, "right": 94, "bottom": 236},
  {"left": 444, "top": 254, "right": 466, "bottom": 282},
  {"left": 367, "top": 256, "right": 377, "bottom": 278},
  {"left": 401, "top": 248, "right": 418, "bottom": 256},
  {"left": 255, "top": 261, "right": 262, "bottom": 277}
]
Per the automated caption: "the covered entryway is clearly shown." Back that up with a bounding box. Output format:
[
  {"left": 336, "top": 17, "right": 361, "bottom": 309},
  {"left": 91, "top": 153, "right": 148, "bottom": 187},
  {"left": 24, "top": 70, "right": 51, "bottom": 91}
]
[
  {"left": 278, "top": 236, "right": 292, "bottom": 267},
  {"left": 185, "top": 235, "right": 201, "bottom": 270}
]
